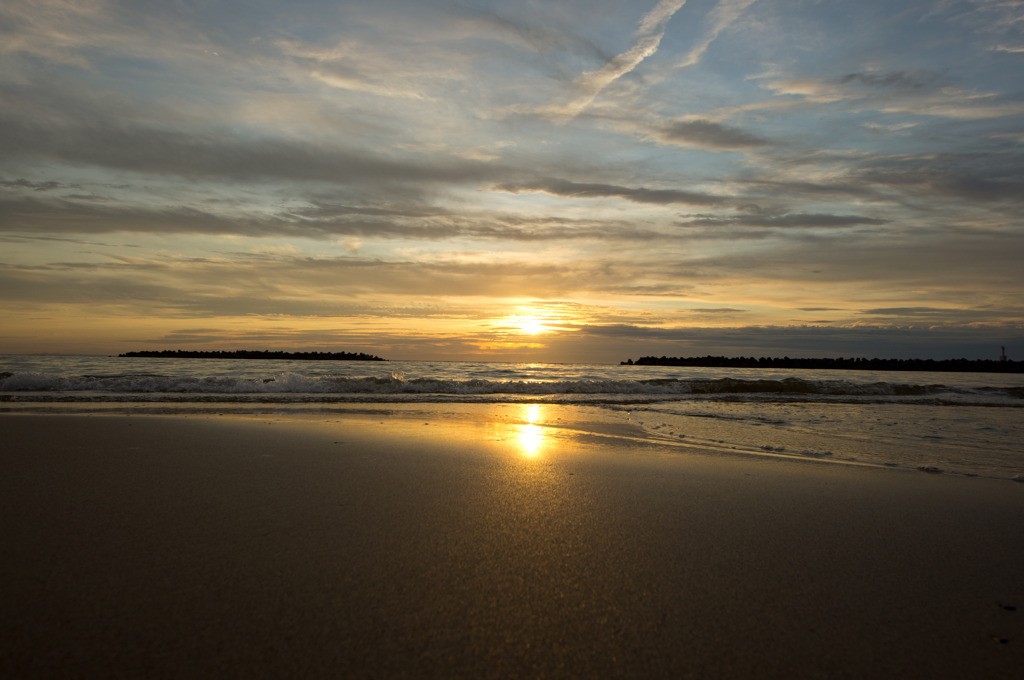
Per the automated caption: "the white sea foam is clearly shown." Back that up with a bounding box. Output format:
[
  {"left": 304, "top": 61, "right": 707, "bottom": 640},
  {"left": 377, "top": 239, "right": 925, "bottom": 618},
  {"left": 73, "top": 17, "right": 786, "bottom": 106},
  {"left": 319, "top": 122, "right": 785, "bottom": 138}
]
[{"left": 1, "top": 369, "right": 1021, "bottom": 408}]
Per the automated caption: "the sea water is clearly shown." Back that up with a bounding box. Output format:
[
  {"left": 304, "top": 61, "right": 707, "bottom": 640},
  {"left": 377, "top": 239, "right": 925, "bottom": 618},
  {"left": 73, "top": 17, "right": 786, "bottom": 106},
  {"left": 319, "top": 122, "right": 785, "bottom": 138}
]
[{"left": 2, "top": 355, "right": 1022, "bottom": 480}]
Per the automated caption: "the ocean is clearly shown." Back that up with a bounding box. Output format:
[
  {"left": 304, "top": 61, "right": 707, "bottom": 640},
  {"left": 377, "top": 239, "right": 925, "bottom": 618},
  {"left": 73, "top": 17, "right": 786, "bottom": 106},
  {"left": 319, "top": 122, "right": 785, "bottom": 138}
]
[{"left": 2, "top": 354, "right": 1022, "bottom": 481}]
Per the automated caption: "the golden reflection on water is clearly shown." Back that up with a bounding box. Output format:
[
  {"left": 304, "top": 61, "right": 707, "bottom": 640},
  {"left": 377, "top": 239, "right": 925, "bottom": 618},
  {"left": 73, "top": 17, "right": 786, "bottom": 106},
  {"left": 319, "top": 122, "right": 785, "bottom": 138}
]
[{"left": 516, "top": 404, "right": 547, "bottom": 458}]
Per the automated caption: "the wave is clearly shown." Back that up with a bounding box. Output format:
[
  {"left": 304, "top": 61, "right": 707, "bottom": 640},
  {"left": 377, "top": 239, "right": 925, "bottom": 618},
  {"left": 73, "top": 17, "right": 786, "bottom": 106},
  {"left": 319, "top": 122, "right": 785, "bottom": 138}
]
[{"left": 2, "top": 372, "right": 1021, "bottom": 406}]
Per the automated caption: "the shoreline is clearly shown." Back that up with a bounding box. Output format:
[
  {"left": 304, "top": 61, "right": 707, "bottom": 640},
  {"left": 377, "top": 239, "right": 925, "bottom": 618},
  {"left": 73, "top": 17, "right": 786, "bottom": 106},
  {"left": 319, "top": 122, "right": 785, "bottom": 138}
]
[
  {"left": 2, "top": 411, "right": 1022, "bottom": 677},
  {"left": 4, "top": 403, "right": 1021, "bottom": 482}
]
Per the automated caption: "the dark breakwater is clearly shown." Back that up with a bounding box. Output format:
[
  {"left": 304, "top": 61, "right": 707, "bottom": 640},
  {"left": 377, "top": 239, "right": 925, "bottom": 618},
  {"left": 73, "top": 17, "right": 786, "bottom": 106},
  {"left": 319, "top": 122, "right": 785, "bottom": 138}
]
[
  {"left": 622, "top": 355, "right": 1022, "bottom": 373},
  {"left": 119, "top": 350, "right": 386, "bottom": 361}
]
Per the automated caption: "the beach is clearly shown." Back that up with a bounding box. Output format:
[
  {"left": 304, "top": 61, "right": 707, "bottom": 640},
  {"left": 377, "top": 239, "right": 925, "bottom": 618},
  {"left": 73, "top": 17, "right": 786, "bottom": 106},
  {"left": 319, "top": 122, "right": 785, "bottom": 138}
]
[{"left": 2, "top": 409, "right": 1022, "bottom": 678}]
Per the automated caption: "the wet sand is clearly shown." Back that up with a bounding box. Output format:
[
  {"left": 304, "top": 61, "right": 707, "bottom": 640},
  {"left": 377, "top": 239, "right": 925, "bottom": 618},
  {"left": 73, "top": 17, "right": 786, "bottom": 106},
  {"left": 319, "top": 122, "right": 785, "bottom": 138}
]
[{"left": 1, "top": 411, "right": 1022, "bottom": 678}]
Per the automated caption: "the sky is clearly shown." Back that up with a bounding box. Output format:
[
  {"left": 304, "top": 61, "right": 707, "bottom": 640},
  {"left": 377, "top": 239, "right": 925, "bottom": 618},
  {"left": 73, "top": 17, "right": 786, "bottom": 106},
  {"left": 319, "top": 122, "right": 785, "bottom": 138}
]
[{"left": 2, "top": 0, "right": 1023, "bottom": 363}]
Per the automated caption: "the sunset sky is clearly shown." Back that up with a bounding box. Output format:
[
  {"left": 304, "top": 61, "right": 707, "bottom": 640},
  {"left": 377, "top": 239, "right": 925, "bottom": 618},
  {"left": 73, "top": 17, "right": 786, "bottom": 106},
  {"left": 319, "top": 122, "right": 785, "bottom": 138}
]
[{"left": 2, "top": 0, "right": 1023, "bottom": 362}]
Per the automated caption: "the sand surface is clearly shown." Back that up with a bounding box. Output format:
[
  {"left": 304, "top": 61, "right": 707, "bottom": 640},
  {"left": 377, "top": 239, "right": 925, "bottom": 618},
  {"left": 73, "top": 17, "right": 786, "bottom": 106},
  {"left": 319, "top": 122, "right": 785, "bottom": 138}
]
[{"left": 1, "top": 410, "right": 1022, "bottom": 678}]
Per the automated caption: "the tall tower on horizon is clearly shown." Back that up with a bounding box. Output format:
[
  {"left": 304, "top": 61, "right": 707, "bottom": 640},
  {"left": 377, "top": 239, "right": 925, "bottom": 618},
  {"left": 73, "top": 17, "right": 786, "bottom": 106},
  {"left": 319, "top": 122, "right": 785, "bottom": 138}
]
[{"left": 1000, "top": 346, "right": 1007, "bottom": 362}]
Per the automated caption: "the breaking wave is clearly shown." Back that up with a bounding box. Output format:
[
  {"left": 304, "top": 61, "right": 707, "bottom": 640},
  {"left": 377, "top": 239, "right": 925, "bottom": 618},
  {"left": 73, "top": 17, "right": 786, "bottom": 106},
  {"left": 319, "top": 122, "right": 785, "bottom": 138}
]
[{"left": 1, "top": 371, "right": 1020, "bottom": 406}]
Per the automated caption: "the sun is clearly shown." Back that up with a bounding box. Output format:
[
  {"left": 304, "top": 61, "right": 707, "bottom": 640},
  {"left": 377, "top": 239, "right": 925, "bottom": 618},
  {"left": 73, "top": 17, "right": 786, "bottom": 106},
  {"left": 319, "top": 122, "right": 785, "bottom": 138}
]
[
  {"left": 491, "top": 305, "right": 571, "bottom": 342},
  {"left": 506, "top": 311, "right": 549, "bottom": 335},
  {"left": 514, "top": 317, "right": 547, "bottom": 335}
]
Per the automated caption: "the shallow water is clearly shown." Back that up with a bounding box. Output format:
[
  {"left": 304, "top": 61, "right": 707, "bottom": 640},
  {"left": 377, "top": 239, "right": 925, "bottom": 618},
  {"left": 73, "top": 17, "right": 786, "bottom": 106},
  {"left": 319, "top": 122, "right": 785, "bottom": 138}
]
[{"left": 2, "top": 355, "right": 1022, "bottom": 480}]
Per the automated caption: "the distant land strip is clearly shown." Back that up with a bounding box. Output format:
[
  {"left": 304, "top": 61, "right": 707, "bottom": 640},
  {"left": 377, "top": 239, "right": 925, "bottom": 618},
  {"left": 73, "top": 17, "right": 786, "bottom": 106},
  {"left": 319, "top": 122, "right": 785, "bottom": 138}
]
[
  {"left": 119, "top": 350, "right": 386, "bottom": 361},
  {"left": 622, "top": 355, "right": 1022, "bottom": 373}
]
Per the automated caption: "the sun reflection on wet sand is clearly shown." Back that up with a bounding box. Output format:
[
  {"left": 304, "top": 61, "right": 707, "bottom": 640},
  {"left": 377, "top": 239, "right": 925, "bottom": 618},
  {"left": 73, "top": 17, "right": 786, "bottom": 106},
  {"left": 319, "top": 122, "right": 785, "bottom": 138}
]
[{"left": 516, "top": 404, "right": 547, "bottom": 458}]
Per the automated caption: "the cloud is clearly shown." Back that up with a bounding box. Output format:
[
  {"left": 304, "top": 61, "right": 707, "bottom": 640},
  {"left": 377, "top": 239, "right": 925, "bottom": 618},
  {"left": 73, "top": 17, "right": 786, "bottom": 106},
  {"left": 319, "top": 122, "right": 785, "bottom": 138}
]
[
  {"left": 0, "top": 195, "right": 681, "bottom": 242},
  {"left": 681, "top": 212, "right": 888, "bottom": 229},
  {"left": 0, "top": 1, "right": 112, "bottom": 65},
  {"left": 732, "top": 177, "right": 884, "bottom": 203},
  {"left": 763, "top": 74, "right": 1024, "bottom": 120},
  {"left": 0, "top": 111, "right": 500, "bottom": 187},
  {"left": 688, "top": 307, "right": 749, "bottom": 315},
  {"left": 855, "top": 163, "right": 1024, "bottom": 203},
  {"left": 731, "top": 143, "right": 1024, "bottom": 219},
  {"left": 855, "top": 307, "right": 1015, "bottom": 323},
  {"left": 571, "top": 323, "right": 1024, "bottom": 360},
  {"left": 935, "top": 0, "right": 1024, "bottom": 54},
  {"left": 309, "top": 70, "right": 426, "bottom": 100},
  {"left": 496, "top": 177, "right": 726, "bottom": 206},
  {"left": 879, "top": 93, "right": 1024, "bottom": 120},
  {"left": 1, "top": 0, "right": 1022, "bottom": 361},
  {"left": 861, "top": 307, "right": 952, "bottom": 316},
  {"left": 542, "top": 0, "right": 688, "bottom": 121},
  {"left": 839, "top": 71, "right": 931, "bottom": 89},
  {"left": 0, "top": 252, "right": 621, "bottom": 315},
  {"left": 275, "top": 35, "right": 452, "bottom": 101},
  {"left": 675, "top": 0, "right": 760, "bottom": 69},
  {"left": 655, "top": 119, "right": 768, "bottom": 149},
  {"left": 0, "top": 178, "right": 68, "bottom": 191},
  {"left": 862, "top": 122, "right": 918, "bottom": 135},
  {"left": 458, "top": 9, "right": 613, "bottom": 74}
]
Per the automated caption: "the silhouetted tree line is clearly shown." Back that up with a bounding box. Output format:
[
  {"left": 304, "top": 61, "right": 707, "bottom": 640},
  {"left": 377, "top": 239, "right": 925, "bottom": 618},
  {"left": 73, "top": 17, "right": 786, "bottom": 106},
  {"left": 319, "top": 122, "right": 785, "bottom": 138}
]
[
  {"left": 621, "top": 355, "right": 1022, "bottom": 373},
  {"left": 120, "top": 349, "right": 386, "bottom": 361}
]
